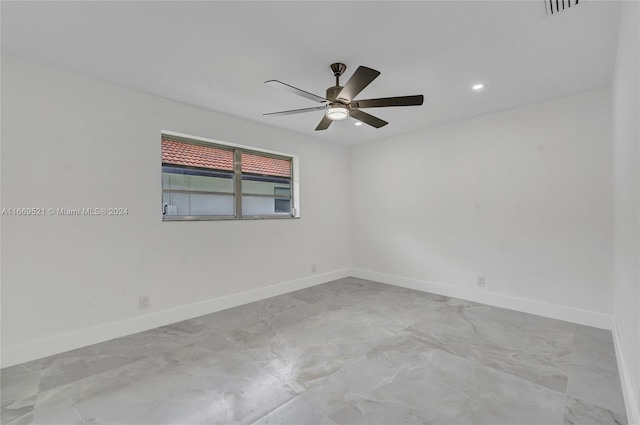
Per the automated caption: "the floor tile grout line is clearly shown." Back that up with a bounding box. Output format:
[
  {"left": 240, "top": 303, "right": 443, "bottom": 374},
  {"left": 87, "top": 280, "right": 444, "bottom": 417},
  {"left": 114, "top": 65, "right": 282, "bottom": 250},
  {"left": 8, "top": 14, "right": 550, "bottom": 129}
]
[{"left": 560, "top": 324, "right": 579, "bottom": 423}]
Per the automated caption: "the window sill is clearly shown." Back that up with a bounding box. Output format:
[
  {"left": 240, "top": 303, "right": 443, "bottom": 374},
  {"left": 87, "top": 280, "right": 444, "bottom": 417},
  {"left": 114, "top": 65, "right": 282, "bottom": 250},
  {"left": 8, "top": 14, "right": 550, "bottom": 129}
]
[{"left": 162, "top": 215, "right": 299, "bottom": 221}]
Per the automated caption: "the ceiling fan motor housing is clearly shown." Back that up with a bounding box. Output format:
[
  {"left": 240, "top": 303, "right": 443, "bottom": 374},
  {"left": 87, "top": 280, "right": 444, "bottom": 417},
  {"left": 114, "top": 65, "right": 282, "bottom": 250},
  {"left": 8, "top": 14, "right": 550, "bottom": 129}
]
[{"left": 326, "top": 85, "right": 344, "bottom": 103}]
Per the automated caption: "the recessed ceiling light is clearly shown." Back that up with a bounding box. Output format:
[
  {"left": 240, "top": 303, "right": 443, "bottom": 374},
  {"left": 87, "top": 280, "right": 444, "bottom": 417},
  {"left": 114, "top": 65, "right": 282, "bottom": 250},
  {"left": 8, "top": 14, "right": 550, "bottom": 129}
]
[
  {"left": 354, "top": 122, "right": 363, "bottom": 126},
  {"left": 472, "top": 83, "right": 485, "bottom": 91}
]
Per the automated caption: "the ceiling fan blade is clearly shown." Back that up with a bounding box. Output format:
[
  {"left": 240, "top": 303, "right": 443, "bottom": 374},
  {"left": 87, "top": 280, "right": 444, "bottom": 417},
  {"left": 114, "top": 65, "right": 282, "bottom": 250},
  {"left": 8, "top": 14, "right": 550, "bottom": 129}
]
[
  {"left": 350, "top": 109, "right": 388, "bottom": 128},
  {"left": 263, "top": 105, "right": 326, "bottom": 117},
  {"left": 315, "top": 115, "right": 333, "bottom": 131},
  {"left": 351, "top": 95, "right": 424, "bottom": 109},
  {"left": 336, "top": 66, "right": 380, "bottom": 102},
  {"left": 265, "top": 80, "right": 326, "bottom": 103}
]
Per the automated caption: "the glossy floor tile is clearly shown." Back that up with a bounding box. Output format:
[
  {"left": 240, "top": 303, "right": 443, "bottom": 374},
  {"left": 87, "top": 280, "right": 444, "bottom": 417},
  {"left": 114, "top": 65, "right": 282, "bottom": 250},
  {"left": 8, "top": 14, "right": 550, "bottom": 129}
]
[{"left": 1, "top": 277, "right": 628, "bottom": 424}]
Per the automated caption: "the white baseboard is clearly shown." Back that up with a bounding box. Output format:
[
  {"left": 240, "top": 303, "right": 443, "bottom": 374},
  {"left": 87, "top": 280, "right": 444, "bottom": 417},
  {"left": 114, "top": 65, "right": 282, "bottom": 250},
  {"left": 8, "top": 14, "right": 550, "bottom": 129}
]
[
  {"left": 350, "top": 269, "right": 613, "bottom": 330},
  {"left": 1, "top": 268, "right": 615, "bottom": 369},
  {"left": 1, "top": 269, "right": 351, "bottom": 369},
  {"left": 612, "top": 319, "right": 640, "bottom": 425}
]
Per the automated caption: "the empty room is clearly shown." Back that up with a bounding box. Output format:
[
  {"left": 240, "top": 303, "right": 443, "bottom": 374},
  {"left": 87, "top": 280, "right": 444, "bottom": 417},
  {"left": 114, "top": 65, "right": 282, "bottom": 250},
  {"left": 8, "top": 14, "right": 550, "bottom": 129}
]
[{"left": 1, "top": 1, "right": 638, "bottom": 424}]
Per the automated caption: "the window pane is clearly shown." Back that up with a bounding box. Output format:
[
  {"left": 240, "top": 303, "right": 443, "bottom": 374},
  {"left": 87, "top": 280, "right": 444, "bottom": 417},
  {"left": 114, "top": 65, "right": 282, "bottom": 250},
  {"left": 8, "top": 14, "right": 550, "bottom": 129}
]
[
  {"left": 242, "top": 196, "right": 289, "bottom": 216},
  {"left": 163, "top": 192, "right": 234, "bottom": 216},
  {"left": 274, "top": 187, "right": 290, "bottom": 197},
  {"left": 162, "top": 169, "right": 233, "bottom": 193},
  {"left": 274, "top": 186, "right": 291, "bottom": 213},
  {"left": 163, "top": 140, "right": 234, "bottom": 172},
  {"left": 163, "top": 172, "right": 188, "bottom": 190},
  {"left": 242, "top": 177, "right": 290, "bottom": 195},
  {"left": 275, "top": 198, "right": 291, "bottom": 213},
  {"left": 241, "top": 153, "right": 291, "bottom": 177}
]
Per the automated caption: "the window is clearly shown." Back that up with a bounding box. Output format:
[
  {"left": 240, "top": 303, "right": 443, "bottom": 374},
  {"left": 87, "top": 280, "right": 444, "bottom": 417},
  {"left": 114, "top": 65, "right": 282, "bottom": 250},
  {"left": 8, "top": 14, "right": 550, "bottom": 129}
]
[
  {"left": 274, "top": 187, "right": 291, "bottom": 213},
  {"left": 161, "top": 133, "right": 298, "bottom": 220}
]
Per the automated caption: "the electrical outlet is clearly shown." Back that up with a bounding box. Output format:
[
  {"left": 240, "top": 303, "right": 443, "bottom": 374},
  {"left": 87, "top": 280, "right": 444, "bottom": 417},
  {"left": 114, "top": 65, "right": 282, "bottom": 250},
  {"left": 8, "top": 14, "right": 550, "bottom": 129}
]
[
  {"left": 139, "top": 295, "right": 150, "bottom": 310},
  {"left": 477, "top": 276, "right": 486, "bottom": 288},
  {"left": 311, "top": 264, "right": 317, "bottom": 273}
]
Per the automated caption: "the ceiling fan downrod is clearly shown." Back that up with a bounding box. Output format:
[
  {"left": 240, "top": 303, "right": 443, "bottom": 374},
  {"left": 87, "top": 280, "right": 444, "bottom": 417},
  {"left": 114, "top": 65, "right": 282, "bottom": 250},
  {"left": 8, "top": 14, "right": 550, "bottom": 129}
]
[
  {"left": 327, "top": 63, "right": 347, "bottom": 102},
  {"left": 330, "top": 63, "right": 346, "bottom": 87}
]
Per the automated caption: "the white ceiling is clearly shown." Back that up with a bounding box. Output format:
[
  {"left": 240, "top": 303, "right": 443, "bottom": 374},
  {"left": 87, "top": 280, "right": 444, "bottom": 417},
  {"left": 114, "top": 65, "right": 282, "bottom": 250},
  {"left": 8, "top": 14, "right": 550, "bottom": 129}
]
[{"left": 1, "top": 1, "right": 622, "bottom": 146}]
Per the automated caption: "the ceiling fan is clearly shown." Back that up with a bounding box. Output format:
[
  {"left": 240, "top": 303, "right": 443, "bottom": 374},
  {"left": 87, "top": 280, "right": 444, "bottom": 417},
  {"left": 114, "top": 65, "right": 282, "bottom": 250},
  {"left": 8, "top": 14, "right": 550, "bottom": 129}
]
[{"left": 264, "top": 63, "right": 424, "bottom": 131}]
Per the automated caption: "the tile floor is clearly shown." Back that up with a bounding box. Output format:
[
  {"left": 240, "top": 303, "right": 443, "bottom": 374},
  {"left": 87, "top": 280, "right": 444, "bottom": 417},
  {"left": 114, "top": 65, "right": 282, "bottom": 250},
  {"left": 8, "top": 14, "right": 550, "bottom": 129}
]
[{"left": 1, "top": 277, "right": 628, "bottom": 424}]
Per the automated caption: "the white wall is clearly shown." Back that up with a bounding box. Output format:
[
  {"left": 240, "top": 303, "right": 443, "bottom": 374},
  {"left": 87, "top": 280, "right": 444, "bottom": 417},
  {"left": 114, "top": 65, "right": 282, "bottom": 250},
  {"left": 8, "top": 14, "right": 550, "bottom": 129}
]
[
  {"left": 612, "top": 1, "right": 640, "bottom": 422},
  {"left": 351, "top": 89, "right": 614, "bottom": 326},
  {"left": 0, "top": 52, "right": 628, "bottom": 380},
  {"left": 0, "top": 55, "right": 351, "bottom": 367}
]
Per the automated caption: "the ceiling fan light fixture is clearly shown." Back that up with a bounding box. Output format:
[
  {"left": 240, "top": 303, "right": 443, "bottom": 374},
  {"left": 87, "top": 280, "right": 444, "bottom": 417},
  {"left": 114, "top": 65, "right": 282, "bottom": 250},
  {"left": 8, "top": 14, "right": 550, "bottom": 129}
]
[
  {"left": 264, "top": 63, "right": 423, "bottom": 131},
  {"left": 325, "top": 104, "right": 349, "bottom": 120}
]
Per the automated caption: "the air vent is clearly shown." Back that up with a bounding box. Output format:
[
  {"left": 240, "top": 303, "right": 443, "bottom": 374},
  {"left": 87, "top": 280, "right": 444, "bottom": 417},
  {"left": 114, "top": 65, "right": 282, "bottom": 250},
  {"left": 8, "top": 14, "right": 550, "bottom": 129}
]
[{"left": 545, "top": 0, "right": 581, "bottom": 15}]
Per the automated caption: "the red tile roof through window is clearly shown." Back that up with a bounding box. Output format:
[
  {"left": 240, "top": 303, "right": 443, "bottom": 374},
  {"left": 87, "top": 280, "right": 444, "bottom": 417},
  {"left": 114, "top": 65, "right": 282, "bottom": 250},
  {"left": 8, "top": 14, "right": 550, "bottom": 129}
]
[
  {"left": 162, "top": 140, "right": 233, "bottom": 171},
  {"left": 240, "top": 152, "right": 291, "bottom": 178},
  {"left": 162, "top": 140, "right": 291, "bottom": 177}
]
